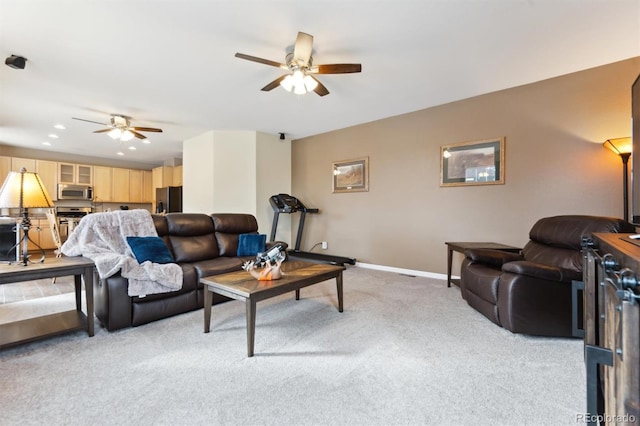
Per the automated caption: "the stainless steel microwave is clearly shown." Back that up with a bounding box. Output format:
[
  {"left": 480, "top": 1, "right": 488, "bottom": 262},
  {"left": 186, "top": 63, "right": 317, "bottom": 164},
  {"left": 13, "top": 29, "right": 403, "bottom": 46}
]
[{"left": 57, "top": 184, "right": 93, "bottom": 200}]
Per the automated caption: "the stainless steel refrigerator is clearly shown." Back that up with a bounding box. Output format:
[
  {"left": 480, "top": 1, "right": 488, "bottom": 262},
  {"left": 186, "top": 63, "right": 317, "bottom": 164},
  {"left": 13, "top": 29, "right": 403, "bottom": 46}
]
[{"left": 156, "top": 186, "right": 182, "bottom": 213}]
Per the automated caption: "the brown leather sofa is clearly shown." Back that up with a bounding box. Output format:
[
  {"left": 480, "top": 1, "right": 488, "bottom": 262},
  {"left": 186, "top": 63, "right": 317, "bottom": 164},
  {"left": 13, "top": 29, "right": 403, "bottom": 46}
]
[
  {"left": 94, "top": 212, "right": 284, "bottom": 331},
  {"left": 459, "top": 215, "right": 635, "bottom": 337}
]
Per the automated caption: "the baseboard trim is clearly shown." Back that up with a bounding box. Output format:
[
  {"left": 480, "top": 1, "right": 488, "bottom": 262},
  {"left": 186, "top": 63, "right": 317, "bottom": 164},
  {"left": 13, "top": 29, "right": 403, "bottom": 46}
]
[{"left": 355, "top": 262, "right": 449, "bottom": 281}]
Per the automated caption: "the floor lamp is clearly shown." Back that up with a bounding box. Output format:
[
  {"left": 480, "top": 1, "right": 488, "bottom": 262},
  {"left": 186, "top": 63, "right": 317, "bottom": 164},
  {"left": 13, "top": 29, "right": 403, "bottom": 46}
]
[
  {"left": 603, "top": 137, "right": 632, "bottom": 222},
  {"left": 0, "top": 167, "right": 54, "bottom": 266}
]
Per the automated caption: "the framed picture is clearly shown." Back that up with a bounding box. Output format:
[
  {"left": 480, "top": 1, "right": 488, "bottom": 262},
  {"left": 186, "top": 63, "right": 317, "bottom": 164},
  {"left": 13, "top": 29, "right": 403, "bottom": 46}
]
[
  {"left": 440, "top": 137, "right": 505, "bottom": 187},
  {"left": 332, "top": 156, "right": 369, "bottom": 193}
]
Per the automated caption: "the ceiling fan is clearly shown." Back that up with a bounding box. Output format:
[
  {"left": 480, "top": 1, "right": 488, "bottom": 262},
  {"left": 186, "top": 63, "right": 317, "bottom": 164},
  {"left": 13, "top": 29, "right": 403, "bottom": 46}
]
[
  {"left": 72, "top": 115, "right": 163, "bottom": 141},
  {"left": 235, "top": 31, "right": 362, "bottom": 96}
]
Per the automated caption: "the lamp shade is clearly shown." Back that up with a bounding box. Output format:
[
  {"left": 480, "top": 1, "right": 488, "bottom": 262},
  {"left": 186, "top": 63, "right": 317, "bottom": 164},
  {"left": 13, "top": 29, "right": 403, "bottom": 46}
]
[
  {"left": 0, "top": 168, "right": 54, "bottom": 209},
  {"left": 604, "top": 137, "right": 632, "bottom": 155}
]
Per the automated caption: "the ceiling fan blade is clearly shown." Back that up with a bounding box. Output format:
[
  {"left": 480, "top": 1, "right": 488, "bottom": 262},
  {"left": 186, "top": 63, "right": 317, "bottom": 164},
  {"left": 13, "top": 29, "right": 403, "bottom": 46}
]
[
  {"left": 293, "top": 32, "right": 313, "bottom": 66},
  {"left": 131, "top": 127, "right": 163, "bottom": 133},
  {"left": 313, "top": 64, "right": 362, "bottom": 74},
  {"left": 73, "top": 117, "right": 108, "bottom": 126},
  {"left": 130, "top": 130, "right": 147, "bottom": 140},
  {"left": 310, "top": 76, "right": 329, "bottom": 97},
  {"left": 235, "top": 53, "right": 285, "bottom": 68},
  {"left": 261, "top": 75, "right": 287, "bottom": 92},
  {"left": 93, "top": 128, "right": 113, "bottom": 133}
]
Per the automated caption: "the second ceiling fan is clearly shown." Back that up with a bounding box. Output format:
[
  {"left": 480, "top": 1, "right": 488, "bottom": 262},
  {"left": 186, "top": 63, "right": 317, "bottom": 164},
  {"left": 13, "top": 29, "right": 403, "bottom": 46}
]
[
  {"left": 72, "top": 115, "right": 162, "bottom": 141},
  {"left": 235, "top": 31, "right": 362, "bottom": 96}
]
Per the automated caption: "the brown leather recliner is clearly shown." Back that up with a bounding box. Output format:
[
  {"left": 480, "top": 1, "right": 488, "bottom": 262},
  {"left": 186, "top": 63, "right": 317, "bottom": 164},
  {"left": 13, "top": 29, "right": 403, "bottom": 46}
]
[{"left": 460, "top": 215, "right": 635, "bottom": 337}]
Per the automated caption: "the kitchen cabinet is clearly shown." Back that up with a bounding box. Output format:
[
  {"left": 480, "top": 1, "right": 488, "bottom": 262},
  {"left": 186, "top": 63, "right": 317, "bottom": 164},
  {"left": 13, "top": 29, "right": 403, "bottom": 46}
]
[
  {"left": 59, "top": 163, "right": 92, "bottom": 185},
  {"left": 11, "top": 157, "right": 36, "bottom": 172},
  {"left": 152, "top": 166, "right": 173, "bottom": 189},
  {"left": 143, "top": 170, "right": 153, "bottom": 203},
  {"left": 93, "top": 166, "right": 113, "bottom": 202},
  {"left": 20, "top": 218, "right": 57, "bottom": 252},
  {"left": 111, "top": 168, "right": 130, "bottom": 202},
  {"left": 128, "top": 170, "right": 153, "bottom": 203},
  {"left": 35, "top": 160, "right": 58, "bottom": 202},
  {"left": 172, "top": 165, "right": 183, "bottom": 186},
  {"left": 0, "top": 157, "right": 10, "bottom": 183},
  {"left": 129, "top": 170, "right": 144, "bottom": 203},
  {"left": 9, "top": 158, "right": 57, "bottom": 202}
]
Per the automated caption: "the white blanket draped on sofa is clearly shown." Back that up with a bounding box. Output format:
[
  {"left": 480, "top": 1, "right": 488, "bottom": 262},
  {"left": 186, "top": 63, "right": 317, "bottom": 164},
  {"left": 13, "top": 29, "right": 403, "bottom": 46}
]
[{"left": 61, "top": 209, "right": 183, "bottom": 297}]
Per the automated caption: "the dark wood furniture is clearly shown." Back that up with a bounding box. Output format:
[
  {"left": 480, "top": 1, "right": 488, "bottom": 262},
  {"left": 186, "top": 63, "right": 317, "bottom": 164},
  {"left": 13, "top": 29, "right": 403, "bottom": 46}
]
[
  {"left": 201, "top": 260, "right": 345, "bottom": 357},
  {"left": 0, "top": 256, "right": 95, "bottom": 349},
  {"left": 583, "top": 233, "right": 639, "bottom": 425},
  {"left": 445, "top": 241, "right": 521, "bottom": 287}
]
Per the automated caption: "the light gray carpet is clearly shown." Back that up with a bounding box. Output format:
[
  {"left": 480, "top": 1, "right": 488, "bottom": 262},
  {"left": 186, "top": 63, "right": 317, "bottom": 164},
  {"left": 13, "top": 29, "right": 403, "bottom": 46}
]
[{"left": 0, "top": 267, "right": 585, "bottom": 426}]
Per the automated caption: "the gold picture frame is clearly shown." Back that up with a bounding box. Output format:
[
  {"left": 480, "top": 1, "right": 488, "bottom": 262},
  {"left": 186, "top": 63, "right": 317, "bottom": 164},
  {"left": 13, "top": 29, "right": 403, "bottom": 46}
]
[
  {"left": 332, "top": 157, "right": 369, "bottom": 193},
  {"left": 440, "top": 137, "right": 505, "bottom": 187}
]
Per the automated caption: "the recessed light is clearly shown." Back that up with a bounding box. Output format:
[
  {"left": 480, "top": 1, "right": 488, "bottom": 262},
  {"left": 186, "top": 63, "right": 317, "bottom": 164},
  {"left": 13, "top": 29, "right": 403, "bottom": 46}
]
[
  {"left": 48, "top": 134, "right": 59, "bottom": 139},
  {"left": 54, "top": 124, "right": 66, "bottom": 130},
  {"left": 42, "top": 141, "right": 51, "bottom": 146},
  {"left": 142, "top": 140, "right": 151, "bottom": 144},
  {"left": 128, "top": 146, "right": 136, "bottom": 150},
  {"left": 117, "top": 152, "right": 124, "bottom": 156}
]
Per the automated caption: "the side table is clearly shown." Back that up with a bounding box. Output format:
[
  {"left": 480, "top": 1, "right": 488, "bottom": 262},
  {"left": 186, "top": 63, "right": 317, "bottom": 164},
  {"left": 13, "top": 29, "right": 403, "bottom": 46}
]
[
  {"left": 445, "top": 242, "right": 521, "bottom": 288},
  {"left": 0, "top": 256, "right": 95, "bottom": 349}
]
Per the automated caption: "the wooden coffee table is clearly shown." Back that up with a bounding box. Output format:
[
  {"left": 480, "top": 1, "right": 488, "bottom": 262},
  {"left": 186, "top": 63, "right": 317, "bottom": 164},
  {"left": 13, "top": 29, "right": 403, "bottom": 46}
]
[{"left": 201, "top": 260, "right": 346, "bottom": 357}]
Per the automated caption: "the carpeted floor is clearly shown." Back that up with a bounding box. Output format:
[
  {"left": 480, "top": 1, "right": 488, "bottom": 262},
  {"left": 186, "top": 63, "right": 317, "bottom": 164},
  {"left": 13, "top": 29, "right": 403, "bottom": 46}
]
[{"left": 0, "top": 266, "right": 585, "bottom": 426}]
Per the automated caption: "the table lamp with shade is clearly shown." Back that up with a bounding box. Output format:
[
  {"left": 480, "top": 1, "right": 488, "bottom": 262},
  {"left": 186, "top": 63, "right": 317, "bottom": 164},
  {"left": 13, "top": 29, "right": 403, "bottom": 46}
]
[{"left": 0, "top": 167, "right": 54, "bottom": 266}]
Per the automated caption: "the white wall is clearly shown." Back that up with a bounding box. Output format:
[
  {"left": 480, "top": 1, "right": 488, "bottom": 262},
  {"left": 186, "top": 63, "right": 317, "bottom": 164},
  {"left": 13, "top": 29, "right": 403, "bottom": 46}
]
[
  {"left": 183, "top": 131, "right": 215, "bottom": 213},
  {"left": 182, "top": 130, "right": 292, "bottom": 242},
  {"left": 211, "top": 131, "right": 257, "bottom": 214}
]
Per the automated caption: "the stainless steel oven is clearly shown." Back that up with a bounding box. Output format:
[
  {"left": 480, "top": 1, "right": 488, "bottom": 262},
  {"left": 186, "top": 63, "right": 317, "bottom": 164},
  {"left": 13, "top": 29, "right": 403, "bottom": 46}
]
[{"left": 56, "top": 207, "right": 92, "bottom": 242}]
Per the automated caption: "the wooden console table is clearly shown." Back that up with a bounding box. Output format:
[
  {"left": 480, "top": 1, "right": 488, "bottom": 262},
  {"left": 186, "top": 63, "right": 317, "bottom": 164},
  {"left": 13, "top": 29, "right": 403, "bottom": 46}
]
[
  {"left": 0, "top": 256, "right": 95, "bottom": 349},
  {"left": 445, "top": 242, "right": 521, "bottom": 287},
  {"left": 583, "top": 233, "right": 639, "bottom": 424}
]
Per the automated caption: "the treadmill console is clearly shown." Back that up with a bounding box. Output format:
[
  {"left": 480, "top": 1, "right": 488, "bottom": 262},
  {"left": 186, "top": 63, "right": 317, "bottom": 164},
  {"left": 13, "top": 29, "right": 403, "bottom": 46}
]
[{"left": 270, "top": 193, "right": 306, "bottom": 213}]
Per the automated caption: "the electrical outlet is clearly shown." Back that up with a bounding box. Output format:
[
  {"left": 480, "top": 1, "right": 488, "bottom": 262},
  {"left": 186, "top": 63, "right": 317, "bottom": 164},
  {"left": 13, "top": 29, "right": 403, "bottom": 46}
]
[{"left": 321, "top": 241, "right": 328, "bottom": 250}]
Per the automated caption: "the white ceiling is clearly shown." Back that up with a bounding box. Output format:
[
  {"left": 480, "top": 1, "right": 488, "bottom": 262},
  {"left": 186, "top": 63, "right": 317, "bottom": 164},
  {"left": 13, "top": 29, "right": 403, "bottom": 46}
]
[{"left": 0, "top": 0, "right": 638, "bottom": 166}]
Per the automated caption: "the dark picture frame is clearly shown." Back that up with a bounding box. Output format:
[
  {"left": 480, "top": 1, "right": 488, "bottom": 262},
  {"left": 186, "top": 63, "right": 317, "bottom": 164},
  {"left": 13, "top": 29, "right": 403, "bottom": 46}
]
[
  {"left": 440, "top": 137, "right": 505, "bottom": 187},
  {"left": 332, "top": 157, "right": 369, "bottom": 193}
]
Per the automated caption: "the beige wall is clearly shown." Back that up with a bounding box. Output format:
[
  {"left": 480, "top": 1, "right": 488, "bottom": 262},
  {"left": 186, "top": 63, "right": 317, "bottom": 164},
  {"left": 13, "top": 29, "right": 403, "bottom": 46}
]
[
  {"left": 256, "top": 132, "right": 292, "bottom": 244},
  {"left": 291, "top": 57, "right": 640, "bottom": 275}
]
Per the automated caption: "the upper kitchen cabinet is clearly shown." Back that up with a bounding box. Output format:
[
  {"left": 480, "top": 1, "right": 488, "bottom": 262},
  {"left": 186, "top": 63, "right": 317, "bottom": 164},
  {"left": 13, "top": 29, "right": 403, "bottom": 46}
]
[
  {"left": 172, "top": 165, "right": 183, "bottom": 186},
  {"left": 152, "top": 166, "right": 173, "bottom": 189},
  {"left": 35, "top": 160, "right": 59, "bottom": 202},
  {"left": 0, "top": 157, "right": 10, "bottom": 182},
  {"left": 111, "top": 167, "right": 130, "bottom": 202},
  {"left": 11, "top": 157, "right": 36, "bottom": 172},
  {"left": 93, "top": 166, "right": 113, "bottom": 202},
  {"left": 59, "top": 163, "right": 92, "bottom": 185},
  {"left": 129, "top": 170, "right": 153, "bottom": 203},
  {"left": 10, "top": 158, "right": 57, "bottom": 201}
]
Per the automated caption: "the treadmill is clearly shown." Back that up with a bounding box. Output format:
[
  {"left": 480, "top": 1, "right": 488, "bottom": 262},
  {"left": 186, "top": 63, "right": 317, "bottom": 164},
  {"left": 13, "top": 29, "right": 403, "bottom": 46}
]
[{"left": 269, "top": 194, "right": 356, "bottom": 266}]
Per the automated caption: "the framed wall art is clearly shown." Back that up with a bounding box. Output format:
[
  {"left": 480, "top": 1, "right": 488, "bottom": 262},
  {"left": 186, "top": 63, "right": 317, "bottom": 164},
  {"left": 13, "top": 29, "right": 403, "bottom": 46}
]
[
  {"left": 440, "top": 137, "right": 505, "bottom": 187},
  {"left": 332, "top": 156, "right": 369, "bottom": 193}
]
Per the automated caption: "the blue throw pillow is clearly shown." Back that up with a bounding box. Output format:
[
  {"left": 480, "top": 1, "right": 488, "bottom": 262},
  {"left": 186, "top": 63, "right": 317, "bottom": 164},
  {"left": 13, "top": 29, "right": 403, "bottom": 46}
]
[
  {"left": 126, "top": 236, "right": 175, "bottom": 264},
  {"left": 237, "top": 233, "right": 266, "bottom": 257}
]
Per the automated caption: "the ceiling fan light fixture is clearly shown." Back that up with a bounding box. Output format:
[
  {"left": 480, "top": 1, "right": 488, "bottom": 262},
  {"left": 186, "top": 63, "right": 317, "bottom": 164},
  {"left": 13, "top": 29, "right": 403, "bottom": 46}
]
[
  {"left": 294, "top": 84, "right": 306, "bottom": 95},
  {"left": 303, "top": 75, "right": 318, "bottom": 92},
  {"left": 108, "top": 128, "right": 122, "bottom": 139},
  {"left": 280, "top": 74, "right": 294, "bottom": 92},
  {"left": 120, "top": 130, "right": 134, "bottom": 142}
]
